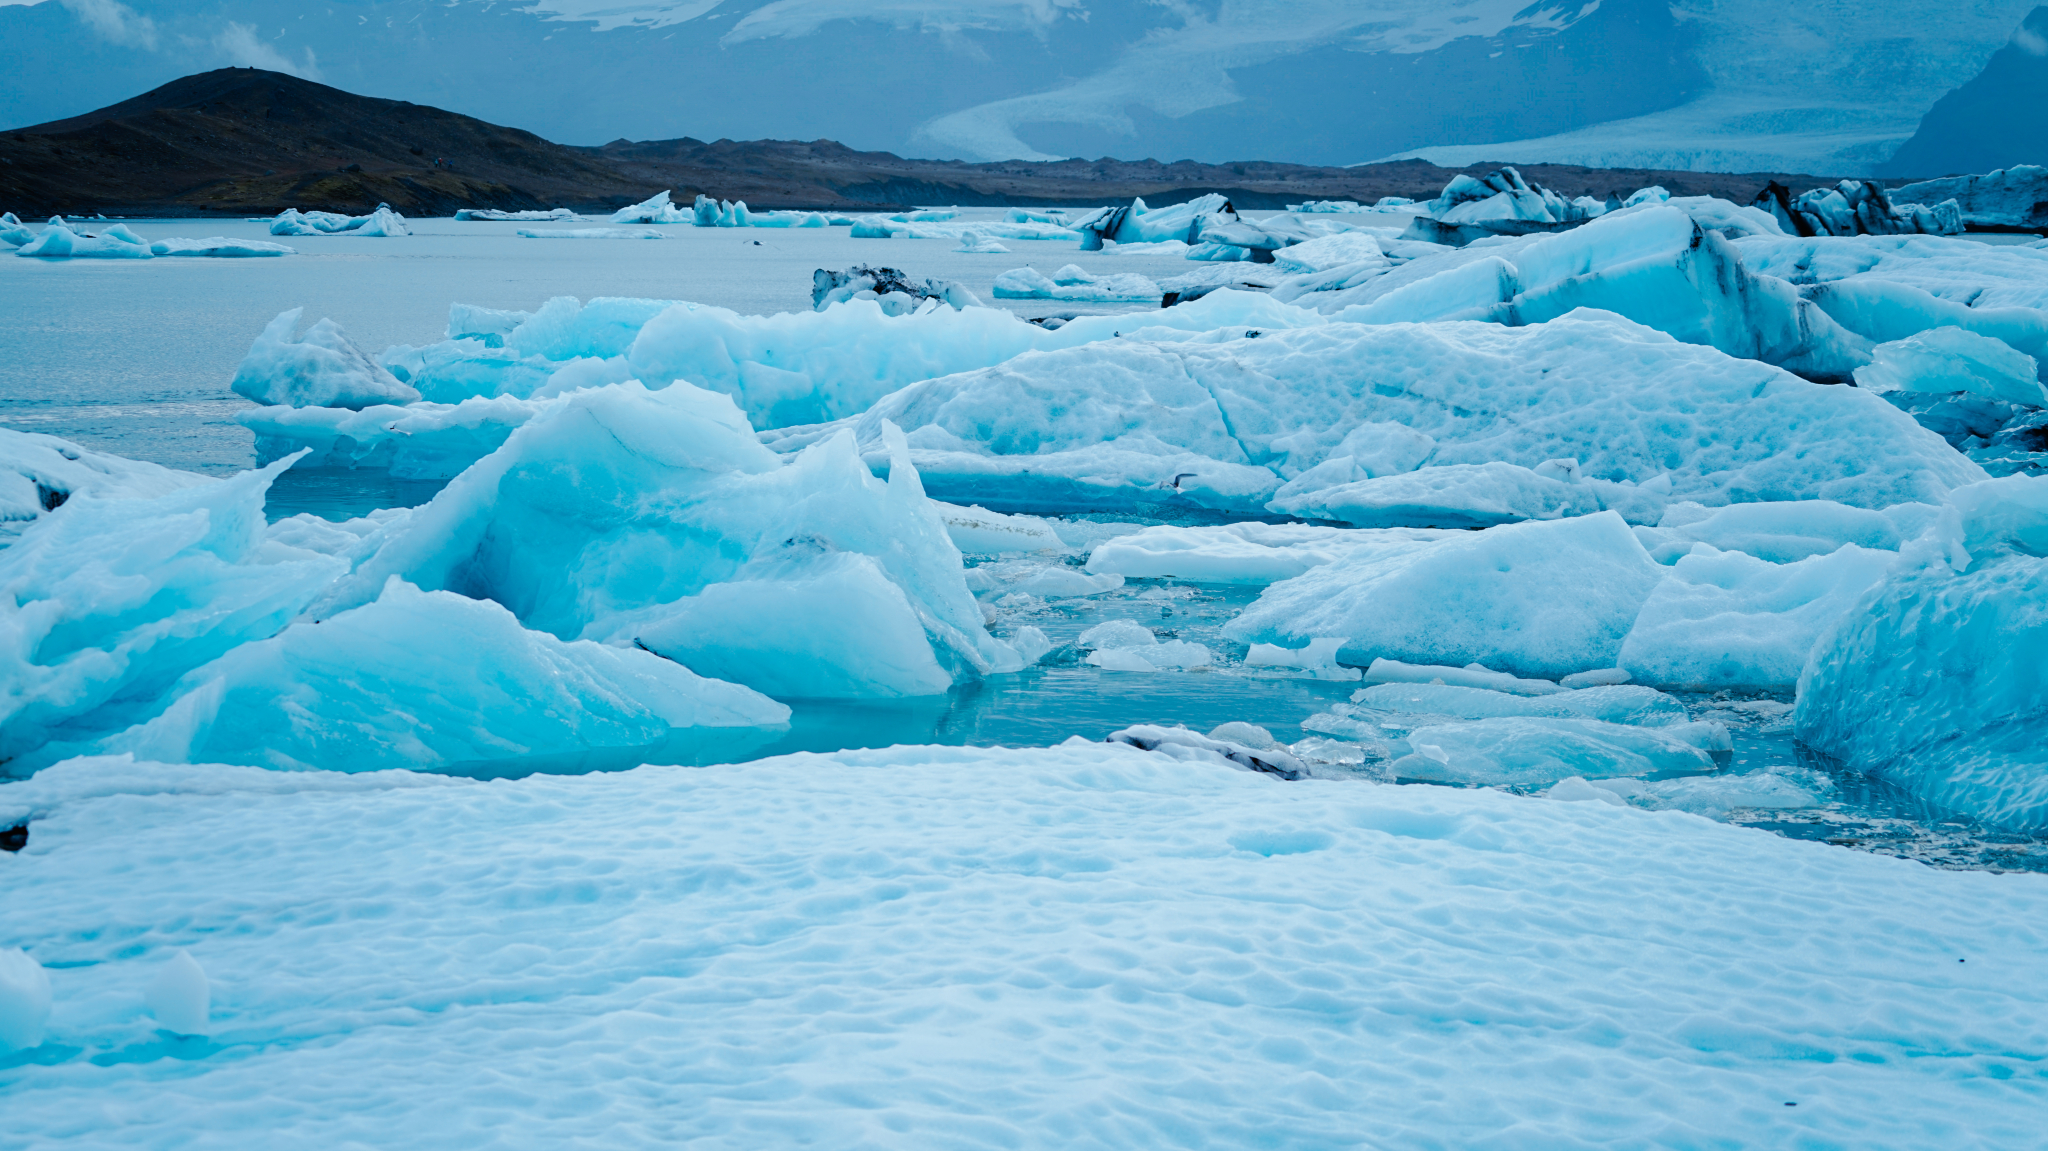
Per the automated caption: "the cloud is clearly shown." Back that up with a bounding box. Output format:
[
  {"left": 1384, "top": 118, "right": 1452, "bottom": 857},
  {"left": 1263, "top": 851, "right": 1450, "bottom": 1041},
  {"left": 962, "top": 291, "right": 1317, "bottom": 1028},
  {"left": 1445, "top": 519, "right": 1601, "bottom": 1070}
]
[
  {"left": 61, "top": 0, "right": 157, "bottom": 50},
  {"left": 214, "top": 22, "right": 324, "bottom": 80}
]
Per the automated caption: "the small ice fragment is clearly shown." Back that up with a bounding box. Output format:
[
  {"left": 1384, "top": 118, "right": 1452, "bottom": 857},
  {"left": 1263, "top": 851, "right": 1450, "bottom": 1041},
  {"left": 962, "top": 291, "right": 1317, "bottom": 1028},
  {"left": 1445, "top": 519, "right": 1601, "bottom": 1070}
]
[
  {"left": 1363, "top": 659, "right": 1564, "bottom": 696},
  {"left": 1010, "top": 625, "right": 1053, "bottom": 666},
  {"left": 1561, "top": 668, "right": 1633, "bottom": 689},
  {"left": 146, "top": 949, "right": 209, "bottom": 1035}
]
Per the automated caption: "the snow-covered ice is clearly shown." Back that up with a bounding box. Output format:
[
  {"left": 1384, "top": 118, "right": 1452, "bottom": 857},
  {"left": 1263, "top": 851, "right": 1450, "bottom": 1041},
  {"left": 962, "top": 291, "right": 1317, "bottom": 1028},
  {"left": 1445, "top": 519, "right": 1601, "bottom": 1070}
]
[
  {"left": 3, "top": 745, "right": 2043, "bottom": 1148},
  {"left": 232, "top": 308, "right": 423, "bottom": 409},
  {"left": 1224, "top": 513, "right": 1664, "bottom": 680},
  {"left": 1796, "top": 474, "right": 2048, "bottom": 831}
]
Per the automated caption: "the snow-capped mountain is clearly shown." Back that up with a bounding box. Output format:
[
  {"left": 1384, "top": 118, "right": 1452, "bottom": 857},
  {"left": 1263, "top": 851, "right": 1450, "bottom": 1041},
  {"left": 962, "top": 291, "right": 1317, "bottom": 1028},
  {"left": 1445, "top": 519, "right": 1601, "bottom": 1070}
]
[{"left": 0, "top": 0, "right": 2036, "bottom": 174}]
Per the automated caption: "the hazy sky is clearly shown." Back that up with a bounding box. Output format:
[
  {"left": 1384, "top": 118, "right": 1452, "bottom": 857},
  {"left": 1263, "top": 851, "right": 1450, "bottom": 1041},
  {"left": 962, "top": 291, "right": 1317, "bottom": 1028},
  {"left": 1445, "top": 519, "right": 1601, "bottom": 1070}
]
[{"left": 1, "top": 0, "right": 2035, "bottom": 173}]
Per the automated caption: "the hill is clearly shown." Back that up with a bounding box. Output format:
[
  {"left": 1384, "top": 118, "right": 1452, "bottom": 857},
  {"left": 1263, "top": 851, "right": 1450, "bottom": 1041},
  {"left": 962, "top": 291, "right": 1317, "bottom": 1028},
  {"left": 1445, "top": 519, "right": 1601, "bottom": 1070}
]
[
  {"left": 1881, "top": 6, "right": 2048, "bottom": 178},
  {"left": 0, "top": 68, "right": 643, "bottom": 217},
  {"left": 0, "top": 69, "right": 1860, "bottom": 218}
]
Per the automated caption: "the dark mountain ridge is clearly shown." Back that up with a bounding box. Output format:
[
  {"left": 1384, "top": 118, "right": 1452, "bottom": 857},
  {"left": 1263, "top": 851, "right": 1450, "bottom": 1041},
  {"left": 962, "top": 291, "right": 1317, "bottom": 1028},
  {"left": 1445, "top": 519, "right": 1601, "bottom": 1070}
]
[{"left": 3, "top": 69, "right": 1866, "bottom": 218}]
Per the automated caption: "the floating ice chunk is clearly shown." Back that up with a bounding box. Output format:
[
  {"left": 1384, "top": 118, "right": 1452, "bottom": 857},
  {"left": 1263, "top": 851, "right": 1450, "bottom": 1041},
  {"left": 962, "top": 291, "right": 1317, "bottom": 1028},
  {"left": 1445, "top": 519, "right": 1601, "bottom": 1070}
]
[
  {"left": 446, "top": 303, "right": 533, "bottom": 347},
  {"left": 1289, "top": 200, "right": 1365, "bottom": 214},
  {"left": 1085, "top": 522, "right": 1454, "bottom": 584},
  {"left": 455, "top": 208, "right": 580, "bottom": 221},
  {"left": 238, "top": 395, "right": 552, "bottom": 478},
  {"left": 1078, "top": 619, "right": 1158, "bottom": 649},
  {"left": 231, "top": 308, "right": 422, "bottom": 409},
  {"left": 611, "top": 191, "right": 689, "bottom": 224},
  {"left": 0, "top": 211, "right": 32, "bottom": 247},
  {"left": 144, "top": 950, "right": 208, "bottom": 1035},
  {"left": 269, "top": 204, "right": 410, "bottom": 237},
  {"left": 147, "top": 236, "right": 294, "bottom": 257},
  {"left": 970, "top": 559, "right": 1122, "bottom": 597},
  {"left": 1635, "top": 499, "right": 1941, "bottom": 565},
  {"left": 316, "top": 384, "right": 1017, "bottom": 699},
  {"left": 1559, "top": 668, "right": 1632, "bottom": 689},
  {"left": 1270, "top": 231, "right": 1388, "bottom": 275},
  {"left": 1242, "top": 637, "right": 1359, "bottom": 680},
  {"left": 1591, "top": 771, "right": 1831, "bottom": 821},
  {"left": 992, "top": 265, "right": 1160, "bottom": 302},
  {"left": 0, "top": 456, "right": 345, "bottom": 770},
  {"left": 863, "top": 310, "right": 1974, "bottom": 518},
  {"left": 1226, "top": 514, "right": 1665, "bottom": 680},
  {"left": 1353, "top": 682, "right": 1688, "bottom": 726},
  {"left": 1796, "top": 474, "right": 2048, "bottom": 830},
  {"left": 115, "top": 578, "right": 790, "bottom": 769},
  {"left": 0, "top": 949, "right": 51, "bottom": 1052},
  {"left": 1893, "top": 166, "right": 2048, "bottom": 231},
  {"left": 932, "top": 502, "right": 1065, "bottom": 553},
  {"left": 1106, "top": 722, "right": 1304, "bottom": 778},
  {"left": 1008, "top": 625, "right": 1053, "bottom": 665},
  {"left": 1358, "top": 659, "right": 1566, "bottom": 697},
  {"left": 953, "top": 229, "right": 1009, "bottom": 254},
  {"left": 1073, "top": 194, "right": 1237, "bottom": 250},
  {"left": 1269, "top": 461, "right": 1603, "bottom": 528},
  {"left": 518, "top": 227, "right": 666, "bottom": 239},
  {"left": 811, "top": 266, "right": 983, "bottom": 313},
  {"left": 1852, "top": 328, "right": 2047, "bottom": 407},
  {"left": 0, "top": 428, "right": 213, "bottom": 540},
  {"left": 1617, "top": 543, "right": 1896, "bottom": 689},
  {"left": 1088, "top": 641, "right": 1212, "bottom": 671},
  {"left": 1624, "top": 186, "right": 1670, "bottom": 207},
  {"left": 1208, "top": 721, "right": 1278, "bottom": 748},
  {"left": 1390, "top": 716, "right": 1719, "bottom": 786},
  {"left": 15, "top": 219, "right": 152, "bottom": 259}
]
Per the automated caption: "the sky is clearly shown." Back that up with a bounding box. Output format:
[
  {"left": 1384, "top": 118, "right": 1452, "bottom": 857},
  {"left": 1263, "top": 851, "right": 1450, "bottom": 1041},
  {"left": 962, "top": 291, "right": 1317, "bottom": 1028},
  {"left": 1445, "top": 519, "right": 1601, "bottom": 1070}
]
[{"left": 0, "top": 0, "right": 2037, "bottom": 173}]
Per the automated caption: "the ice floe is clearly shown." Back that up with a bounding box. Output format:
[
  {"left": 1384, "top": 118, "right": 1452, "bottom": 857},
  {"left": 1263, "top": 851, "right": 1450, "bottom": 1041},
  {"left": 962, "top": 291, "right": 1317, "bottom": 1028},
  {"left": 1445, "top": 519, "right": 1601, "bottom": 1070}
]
[
  {"left": 1796, "top": 473, "right": 2048, "bottom": 830},
  {"left": 310, "top": 382, "right": 1020, "bottom": 699},
  {"left": 269, "top": 204, "right": 410, "bottom": 237},
  {"left": 454, "top": 208, "right": 581, "bottom": 221},
  {"left": 232, "top": 308, "right": 423, "bottom": 409},
  {"left": 1224, "top": 513, "right": 1664, "bottom": 680},
  {"left": 110, "top": 577, "right": 789, "bottom": 772}
]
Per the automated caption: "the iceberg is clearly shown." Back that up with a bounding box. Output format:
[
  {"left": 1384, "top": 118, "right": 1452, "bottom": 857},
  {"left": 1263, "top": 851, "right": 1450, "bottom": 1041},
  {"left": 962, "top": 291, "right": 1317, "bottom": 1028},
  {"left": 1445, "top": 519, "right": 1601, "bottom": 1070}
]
[
  {"left": 1388, "top": 716, "right": 1720, "bottom": 786},
  {"left": 454, "top": 208, "right": 580, "bottom": 221},
  {"left": 238, "top": 395, "right": 551, "bottom": 479},
  {"left": 0, "top": 429, "right": 213, "bottom": 541},
  {"left": 1852, "top": 327, "right": 2047, "bottom": 407},
  {"left": 14, "top": 219, "right": 152, "bottom": 259},
  {"left": 1072, "top": 194, "right": 1237, "bottom": 250},
  {"left": 110, "top": 578, "right": 789, "bottom": 773},
  {"left": 859, "top": 309, "right": 1980, "bottom": 518},
  {"left": 1354, "top": 682, "right": 1689, "bottom": 727},
  {"left": 1796, "top": 474, "right": 2048, "bottom": 830},
  {"left": 311, "top": 382, "right": 1019, "bottom": 699},
  {"left": 991, "top": 265, "right": 1161, "bottom": 302},
  {"left": 269, "top": 204, "right": 411, "bottom": 237},
  {"left": 953, "top": 229, "right": 1009, "bottom": 254},
  {"left": 1751, "top": 180, "right": 1963, "bottom": 238},
  {"left": 0, "top": 211, "right": 32, "bottom": 247},
  {"left": 1632, "top": 499, "right": 1940, "bottom": 565},
  {"left": 1892, "top": 166, "right": 2048, "bottom": 232},
  {"left": 0, "top": 457, "right": 346, "bottom": 771},
  {"left": 811, "top": 266, "right": 983, "bottom": 314},
  {"left": 1269, "top": 231, "right": 1388, "bottom": 275},
  {"left": 1616, "top": 542, "right": 1896, "bottom": 690},
  {"left": 611, "top": 190, "right": 690, "bottom": 224},
  {"left": 1224, "top": 513, "right": 1666, "bottom": 681},
  {"left": 231, "top": 308, "right": 423, "bottom": 409}
]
